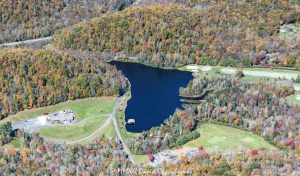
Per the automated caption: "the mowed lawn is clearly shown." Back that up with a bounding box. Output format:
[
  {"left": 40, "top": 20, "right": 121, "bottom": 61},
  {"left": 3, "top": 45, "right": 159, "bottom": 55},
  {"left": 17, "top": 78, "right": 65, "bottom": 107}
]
[
  {"left": 184, "top": 124, "right": 275, "bottom": 151},
  {"left": 102, "top": 121, "right": 117, "bottom": 138},
  {"left": 38, "top": 117, "right": 108, "bottom": 142},
  {"left": 133, "top": 155, "right": 149, "bottom": 164},
  {"left": 2, "top": 138, "right": 22, "bottom": 150},
  {"left": 287, "top": 94, "right": 300, "bottom": 106},
  {"left": 79, "top": 119, "right": 117, "bottom": 145},
  {"left": 2, "top": 97, "right": 116, "bottom": 124}
]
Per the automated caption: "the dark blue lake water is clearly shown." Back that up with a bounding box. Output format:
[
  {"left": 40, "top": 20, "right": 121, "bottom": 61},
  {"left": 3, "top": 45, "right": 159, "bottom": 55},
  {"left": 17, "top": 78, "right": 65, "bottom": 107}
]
[{"left": 110, "top": 61, "right": 193, "bottom": 133}]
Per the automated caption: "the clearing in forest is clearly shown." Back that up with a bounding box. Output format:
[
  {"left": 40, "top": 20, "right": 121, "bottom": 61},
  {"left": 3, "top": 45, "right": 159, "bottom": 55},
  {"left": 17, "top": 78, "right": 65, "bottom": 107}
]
[
  {"left": 1, "top": 97, "right": 116, "bottom": 124},
  {"left": 184, "top": 124, "right": 276, "bottom": 151}
]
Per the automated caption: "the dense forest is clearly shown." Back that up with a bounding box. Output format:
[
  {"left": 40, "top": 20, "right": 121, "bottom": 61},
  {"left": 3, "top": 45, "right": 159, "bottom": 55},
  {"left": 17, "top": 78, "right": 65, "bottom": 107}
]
[
  {"left": 136, "top": 0, "right": 300, "bottom": 7},
  {"left": 54, "top": 1, "right": 300, "bottom": 68},
  {"left": 0, "top": 0, "right": 133, "bottom": 43},
  {"left": 1, "top": 124, "right": 299, "bottom": 175},
  {"left": 162, "top": 147, "right": 300, "bottom": 175},
  {"left": 127, "top": 75, "right": 299, "bottom": 154},
  {"left": 0, "top": 131, "right": 131, "bottom": 175},
  {"left": 0, "top": 126, "right": 299, "bottom": 175},
  {"left": 0, "top": 132, "right": 299, "bottom": 175},
  {"left": 0, "top": 48, "right": 128, "bottom": 119}
]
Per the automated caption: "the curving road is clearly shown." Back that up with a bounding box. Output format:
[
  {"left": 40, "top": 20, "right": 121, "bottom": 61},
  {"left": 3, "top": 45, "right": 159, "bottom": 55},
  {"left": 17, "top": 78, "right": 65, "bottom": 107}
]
[
  {"left": 67, "top": 96, "right": 136, "bottom": 164},
  {"left": 110, "top": 96, "right": 137, "bottom": 164},
  {"left": 0, "top": 37, "right": 52, "bottom": 47}
]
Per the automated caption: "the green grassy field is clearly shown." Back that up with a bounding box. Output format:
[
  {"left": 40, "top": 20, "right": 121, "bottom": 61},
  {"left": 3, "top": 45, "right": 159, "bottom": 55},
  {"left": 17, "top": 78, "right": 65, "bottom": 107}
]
[
  {"left": 1, "top": 97, "right": 116, "bottom": 124},
  {"left": 279, "top": 23, "right": 300, "bottom": 37},
  {"left": 180, "top": 64, "right": 300, "bottom": 80},
  {"left": 2, "top": 138, "right": 22, "bottom": 150},
  {"left": 184, "top": 124, "right": 276, "bottom": 151},
  {"left": 38, "top": 117, "right": 108, "bottom": 142},
  {"left": 76, "top": 119, "right": 117, "bottom": 145},
  {"left": 133, "top": 155, "right": 149, "bottom": 164},
  {"left": 102, "top": 121, "right": 117, "bottom": 139},
  {"left": 287, "top": 94, "right": 300, "bottom": 106},
  {"left": 294, "top": 83, "right": 300, "bottom": 91}
]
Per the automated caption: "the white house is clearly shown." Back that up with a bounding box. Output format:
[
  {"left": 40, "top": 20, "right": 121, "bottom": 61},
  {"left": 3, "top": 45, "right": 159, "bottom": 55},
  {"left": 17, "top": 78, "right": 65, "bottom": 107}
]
[{"left": 37, "top": 115, "right": 48, "bottom": 125}]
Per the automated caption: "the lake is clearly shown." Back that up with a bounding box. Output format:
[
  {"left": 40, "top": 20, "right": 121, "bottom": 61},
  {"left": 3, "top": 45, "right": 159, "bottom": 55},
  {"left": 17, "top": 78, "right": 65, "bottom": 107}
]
[{"left": 110, "top": 61, "right": 193, "bottom": 133}]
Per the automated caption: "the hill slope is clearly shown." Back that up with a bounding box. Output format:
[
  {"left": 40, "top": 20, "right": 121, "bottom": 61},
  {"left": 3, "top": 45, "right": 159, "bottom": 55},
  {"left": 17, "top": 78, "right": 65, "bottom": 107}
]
[
  {"left": 0, "top": 48, "right": 127, "bottom": 119},
  {"left": 0, "top": 0, "right": 132, "bottom": 43},
  {"left": 53, "top": 2, "right": 300, "bottom": 68}
]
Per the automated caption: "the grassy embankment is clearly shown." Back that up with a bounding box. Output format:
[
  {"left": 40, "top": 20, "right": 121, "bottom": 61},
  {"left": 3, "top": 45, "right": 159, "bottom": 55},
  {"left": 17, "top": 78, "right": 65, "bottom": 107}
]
[
  {"left": 184, "top": 124, "right": 276, "bottom": 151},
  {"left": 78, "top": 119, "right": 118, "bottom": 145},
  {"left": 115, "top": 91, "right": 146, "bottom": 163},
  {"left": 116, "top": 91, "right": 139, "bottom": 140}
]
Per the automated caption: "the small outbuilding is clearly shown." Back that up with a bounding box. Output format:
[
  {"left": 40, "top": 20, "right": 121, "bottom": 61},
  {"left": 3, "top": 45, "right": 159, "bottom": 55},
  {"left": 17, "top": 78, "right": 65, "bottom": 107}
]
[
  {"left": 37, "top": 115, "right": 48, "bottom": 125},
  {"left": 47, "top": 112, "right": 74, "bottom": 123},
  {"left": 127, "top": 119, "right": 135, "bottom": 125}
]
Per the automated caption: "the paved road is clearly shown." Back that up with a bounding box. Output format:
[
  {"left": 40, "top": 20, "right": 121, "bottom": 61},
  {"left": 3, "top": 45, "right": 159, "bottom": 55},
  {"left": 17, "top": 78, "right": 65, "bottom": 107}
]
[
  {"left": 110, "top": 97, "right": 137, "bottom": 164},
  {"left": 0, "top": 37, "right": 52, "bottom": 47},
  {"left": 68, "top": 96, "right": 137, "bottom": 164}
]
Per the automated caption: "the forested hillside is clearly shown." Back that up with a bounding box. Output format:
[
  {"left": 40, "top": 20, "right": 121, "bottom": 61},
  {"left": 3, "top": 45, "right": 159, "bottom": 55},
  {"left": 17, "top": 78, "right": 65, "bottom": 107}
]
[
  {"left": 135, "top": 0, "right": 300, "bottom": 7},
  {"left": 127, "top": 76, "right": 299, "bottom": 154},
  {"left": 0, "top": 0, "right": 133, "bottom": 43},
  {"left": 0, "top": 48, "right": 127, "bottom": 119},
  {"left": 54, "top": 1, "right": 300, "bottom": 68}
]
